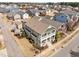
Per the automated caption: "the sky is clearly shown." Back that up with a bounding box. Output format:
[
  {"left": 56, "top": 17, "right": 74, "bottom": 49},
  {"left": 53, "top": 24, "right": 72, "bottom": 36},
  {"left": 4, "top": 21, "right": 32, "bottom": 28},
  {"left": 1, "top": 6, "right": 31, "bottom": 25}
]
[{"left": 0, "top": 0, "right": 79, "bottom": 3}]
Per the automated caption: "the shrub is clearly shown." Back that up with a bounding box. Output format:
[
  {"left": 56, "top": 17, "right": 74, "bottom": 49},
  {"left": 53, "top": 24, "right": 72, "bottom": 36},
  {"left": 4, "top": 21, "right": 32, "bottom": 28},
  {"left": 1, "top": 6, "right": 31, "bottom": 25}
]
[{"left": 55, "top": 31, "right": 63, "bottom": 41}]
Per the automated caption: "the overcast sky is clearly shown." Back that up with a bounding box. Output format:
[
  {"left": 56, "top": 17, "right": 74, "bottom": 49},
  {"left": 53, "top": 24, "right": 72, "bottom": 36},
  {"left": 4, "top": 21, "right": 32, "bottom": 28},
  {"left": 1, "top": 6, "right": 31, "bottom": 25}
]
[{"left": 0, "top": 0, "right": 79, "bottom": 3}]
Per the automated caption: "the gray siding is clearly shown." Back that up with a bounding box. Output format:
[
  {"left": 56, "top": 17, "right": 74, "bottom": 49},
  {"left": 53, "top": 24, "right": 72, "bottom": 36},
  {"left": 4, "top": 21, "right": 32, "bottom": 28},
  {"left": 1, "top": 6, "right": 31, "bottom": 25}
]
[{"left": 23, "top": 24, "right": 40, "bottom": 46}]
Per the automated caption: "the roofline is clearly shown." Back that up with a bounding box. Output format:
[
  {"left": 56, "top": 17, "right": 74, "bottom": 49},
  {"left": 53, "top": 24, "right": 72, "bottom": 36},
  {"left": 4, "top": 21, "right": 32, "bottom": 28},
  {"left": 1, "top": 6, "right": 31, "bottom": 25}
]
[{"left": 40, "top": 25, "right": 56, "bottom": 35}]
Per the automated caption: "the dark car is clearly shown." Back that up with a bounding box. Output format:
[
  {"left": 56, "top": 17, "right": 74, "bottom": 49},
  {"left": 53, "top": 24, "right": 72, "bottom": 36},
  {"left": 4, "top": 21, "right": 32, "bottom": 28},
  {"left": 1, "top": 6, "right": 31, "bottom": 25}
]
[{"left": 70, "top": 46, "right": 79, "bottom": 57}]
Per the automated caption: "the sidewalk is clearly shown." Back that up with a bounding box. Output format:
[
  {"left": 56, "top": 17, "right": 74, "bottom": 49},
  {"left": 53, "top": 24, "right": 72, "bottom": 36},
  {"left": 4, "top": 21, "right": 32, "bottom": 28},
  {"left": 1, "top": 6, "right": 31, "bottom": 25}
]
[{"left": 36, "top": 27, "right": 79, "bottom": 57}]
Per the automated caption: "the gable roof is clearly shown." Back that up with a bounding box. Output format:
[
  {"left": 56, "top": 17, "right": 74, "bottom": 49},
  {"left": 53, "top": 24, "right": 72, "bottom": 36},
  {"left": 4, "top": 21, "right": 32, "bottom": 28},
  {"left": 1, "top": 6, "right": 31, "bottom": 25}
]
[
  {"left": 24, "top": 16, "right": 62, "bottom": 34},
  {"left": 60, "top": 10, "right": 77, "bottom": 15},
  {"left": 25, "top": 16, "right": 49, "bottom": 34},
  {"left": 26, "top": 9, "right": 46, "bottom": 16}
]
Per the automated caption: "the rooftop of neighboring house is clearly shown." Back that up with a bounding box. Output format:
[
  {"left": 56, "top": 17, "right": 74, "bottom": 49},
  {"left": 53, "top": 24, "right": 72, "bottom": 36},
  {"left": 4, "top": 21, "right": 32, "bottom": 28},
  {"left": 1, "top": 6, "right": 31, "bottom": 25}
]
[
  {"left": 0, "top": 7, "right": 9, "bottom": 13},
  {"left": 60, "top": 9, "right": 77, "bottom": 15},
  {"left": 54, "top": 13, "right": 69, "bottom": 23},
  {"left": 7, "top": 10, "right": 25, "bottom": 17},
  {"left": 24, "top": 16, "right": 63, "bottom": 34},
  {"left": 29, "top": 9, "right": 45, "bottom": 14},
  {"left": 6, "top": 4, "right": 20, "bottom": 11}
]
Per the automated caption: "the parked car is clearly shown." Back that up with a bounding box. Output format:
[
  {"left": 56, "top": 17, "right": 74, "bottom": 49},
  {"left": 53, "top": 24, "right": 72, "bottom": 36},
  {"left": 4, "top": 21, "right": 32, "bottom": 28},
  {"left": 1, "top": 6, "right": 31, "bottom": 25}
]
[{"left": 70, "top": 46, "right": 79, "bottom": 57}]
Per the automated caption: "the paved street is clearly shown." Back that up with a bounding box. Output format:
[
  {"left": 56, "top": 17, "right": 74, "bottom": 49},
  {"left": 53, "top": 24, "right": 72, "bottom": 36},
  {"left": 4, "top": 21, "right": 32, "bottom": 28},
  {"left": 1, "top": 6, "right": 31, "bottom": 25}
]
[
  {"left": 50, "top": 33, "right": 79, "bottom": 57},
  {"left": 0, "top": 17, "right": 24, "bottom": 57}
]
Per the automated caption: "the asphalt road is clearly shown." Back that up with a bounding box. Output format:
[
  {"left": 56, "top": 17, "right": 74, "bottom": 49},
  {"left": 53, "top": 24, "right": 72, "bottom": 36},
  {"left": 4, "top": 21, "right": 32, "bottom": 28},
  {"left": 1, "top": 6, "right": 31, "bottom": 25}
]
[
  {"left": 51, "top": 33, "right": 79, "bottom": 57},
  {"left": 0, "top": 17, "right": 24, "bottom": 57}
]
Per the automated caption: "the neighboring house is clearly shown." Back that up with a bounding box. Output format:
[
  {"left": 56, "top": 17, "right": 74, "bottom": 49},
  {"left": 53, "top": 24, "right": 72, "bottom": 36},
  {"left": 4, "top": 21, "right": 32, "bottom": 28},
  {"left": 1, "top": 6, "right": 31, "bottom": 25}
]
[
  {"left": 46, "top": 9, "right": 59, "bottom": 16},
  {"left": 7, "top": 10, "right": 24, "bottom": 20},
  {"left": 54, "top": 12, "right": 79, "bottom": 31},
  {"left": 67, "top": 15, "right": 79, "bottom": 30},
  {"left": 0, "top": 4, "right": 7, "bottom": 8},
  {"left": 11, "top": 23, "right": 18, "bottom": 32},
  {"left": 14, "top": 14, "right": 21, "bottom": 20},
  {"left": 25, "top": 10, "right": 34, "bottom": 17},
  {"left": 22, "top": 16, "right": 63, "bottom": 48},
  {"left": 73, "top": 7, "right": 79, "bottom": 12},
  {"left": 54, "top": 13, "right": 69, "bottom": 32},
  {"left": 26, "top": 9, "right": 46, "bottom": 17},
  {"left": 6, "top": 4, "right": 20, "bottom": 13},
  {"left": 0, "top": 7, "right": 9, "bottom": 13},
  {"left": 60, "top": 9, "right": 78, "bottom": 16},
  {"left": 28, "top": 9, "right": 40, "bottom": 16},
  {"left": 11, "top": 22, "right": 21, "bottom": 36},
  {"left": 15, "top": 19, "right": 22, "bottom": 30},
  {"left": 60, "top": 10, "right": 79, "bottom": 24},
  {"left": 53, "top": 4, "right": 62, "bottom": 11},
  {"left": 14, "top": 28, "right": 21, "bottom": 36},
  {"left": 42, "top": 16, "right": 67, "bottom": 33}
]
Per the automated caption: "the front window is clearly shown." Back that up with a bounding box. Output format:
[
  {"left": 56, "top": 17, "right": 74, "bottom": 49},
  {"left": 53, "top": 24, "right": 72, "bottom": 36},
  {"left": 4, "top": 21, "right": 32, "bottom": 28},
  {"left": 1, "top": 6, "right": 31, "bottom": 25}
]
[
  {"left": 42, "top": 33, "right": 46, "bottom": 37},
  {"left": 42, "top": 40, "right": 46, "bottom": 43}
]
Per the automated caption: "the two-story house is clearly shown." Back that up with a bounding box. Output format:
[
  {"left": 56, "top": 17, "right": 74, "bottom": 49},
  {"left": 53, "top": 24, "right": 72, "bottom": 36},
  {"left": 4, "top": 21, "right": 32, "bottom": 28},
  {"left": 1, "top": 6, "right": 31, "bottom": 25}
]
[{"left": 22, "top": 16, "right": 63, "bottom": 48}]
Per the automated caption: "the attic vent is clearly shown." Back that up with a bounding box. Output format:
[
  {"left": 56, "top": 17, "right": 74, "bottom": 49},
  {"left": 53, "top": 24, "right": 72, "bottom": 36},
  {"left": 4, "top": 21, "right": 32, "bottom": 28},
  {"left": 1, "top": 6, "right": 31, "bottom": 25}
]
[{"left": 39, "top": 18, "right": 42, "bottom": 21}]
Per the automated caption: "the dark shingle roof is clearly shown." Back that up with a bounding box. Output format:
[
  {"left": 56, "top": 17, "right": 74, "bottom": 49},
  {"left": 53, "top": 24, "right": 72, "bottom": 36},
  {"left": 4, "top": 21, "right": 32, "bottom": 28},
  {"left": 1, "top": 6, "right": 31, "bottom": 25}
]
[{"left": 24, "top": 16, "right": 62, "bottom": 34}]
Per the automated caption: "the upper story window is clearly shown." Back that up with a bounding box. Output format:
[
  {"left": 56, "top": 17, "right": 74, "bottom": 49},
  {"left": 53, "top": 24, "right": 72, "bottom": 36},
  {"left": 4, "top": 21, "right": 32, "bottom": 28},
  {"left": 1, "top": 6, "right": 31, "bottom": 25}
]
[
  {"left": 42, "top": 33, "right": 47, "bottom": 37},
  {"left": 52, "top": 30, "right": 55, "bottom": 33},
  {"left": 47, "top": 30, "right": 55, "bottom": 35},
  {"left": 48, "top": 32, "right": 50, "bottom": 35},
  {"left": 31, "top": 33, "right": 37, "bottom": 37}
]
